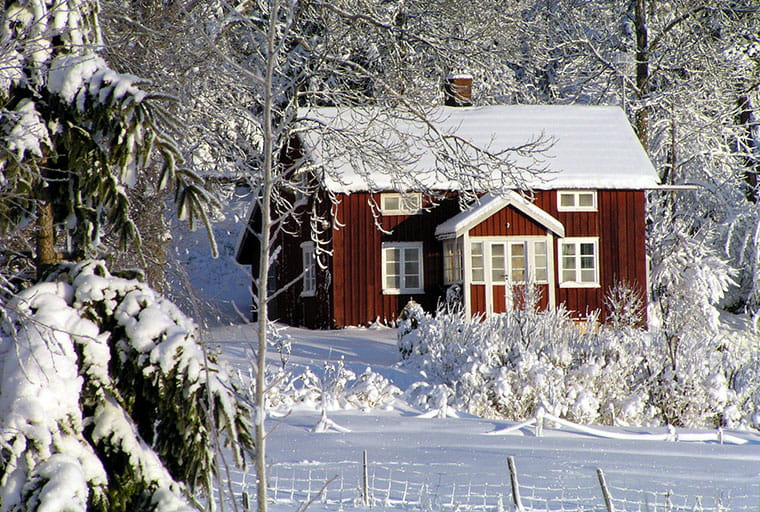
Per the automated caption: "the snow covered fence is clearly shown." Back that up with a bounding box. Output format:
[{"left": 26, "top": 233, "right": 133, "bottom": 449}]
[
  {"left": 221, "top": 453, "right": 758, "bottom": 511},
  {"left": 488, "top": 407, "right": 748, "bottom": 445}
]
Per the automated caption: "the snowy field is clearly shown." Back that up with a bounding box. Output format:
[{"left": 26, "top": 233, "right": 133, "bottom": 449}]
[
  {"left": 208, "top": 323, "right": 760, "bottom": 511},
  {"left": 181, "top": 186, "right": 760, "bottom": 511}
]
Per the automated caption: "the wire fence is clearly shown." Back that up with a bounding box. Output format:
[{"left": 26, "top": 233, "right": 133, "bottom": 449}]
[{"left": 220, "top": 453, "right": 759, "bottom": 512}]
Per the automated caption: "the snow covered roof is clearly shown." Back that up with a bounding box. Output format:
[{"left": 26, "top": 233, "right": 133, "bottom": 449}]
[
  {"left": 300, "top": 105, "right": 659, "bottom": 194},
  {"left": 435, "top": 192, "right": 565, "bottom": 240}
]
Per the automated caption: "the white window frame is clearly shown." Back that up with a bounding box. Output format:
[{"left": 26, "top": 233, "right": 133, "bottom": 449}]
[
  {"left": 470, "top": 241, "right": 485, "bottom": 284},
  {"left": 483, "top": 238, "right": 550, "bottom": 285},
  {"left": 558, "top": 237, "right": 600, "bottom": 288},
  {"left": 557, "top": 190, "right": 598, "bottom": 212},
  {"left": 301, "top": 241, "right": 316, "bottom": 297},
  {"left": 381, "top": 242, "right": 424, "bottom": 294},
  {"left": 380, "top": 192, "right": 422, "bottom": 215}
]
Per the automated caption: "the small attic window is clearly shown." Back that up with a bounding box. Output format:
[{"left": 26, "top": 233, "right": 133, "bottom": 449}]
[
  {"left": 557, "top": 190, "right": 597, "bottom": 212},
  {"left": 381, "top": 193, "right": 422, "bottom": 215}
]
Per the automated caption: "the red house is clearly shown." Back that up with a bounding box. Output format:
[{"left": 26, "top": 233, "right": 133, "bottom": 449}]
[{"left": 236, "top": 102, "right": 660, "bottom": 329}]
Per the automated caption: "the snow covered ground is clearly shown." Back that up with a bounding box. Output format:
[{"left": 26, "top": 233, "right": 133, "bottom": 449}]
[
  {"left": 189, "top": 184, "right": 760, "bottom": 511},
  {"left": 208, "top": 323, "right": 760, "bottom": 511}
]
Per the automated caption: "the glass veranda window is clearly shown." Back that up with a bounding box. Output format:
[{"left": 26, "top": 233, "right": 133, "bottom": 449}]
[{"left": 443, "top": 239, "right": 463, "bottom": 283}]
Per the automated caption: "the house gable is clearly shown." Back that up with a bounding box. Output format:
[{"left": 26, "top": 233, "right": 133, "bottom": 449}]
[{"left": 435, "top": 192, "right": 565, "bottom": 240}]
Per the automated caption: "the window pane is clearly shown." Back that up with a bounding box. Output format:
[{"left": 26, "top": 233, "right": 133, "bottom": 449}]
[
  {"left": 405, "top": 276, "right": 420, "bottom": 289},
  {"left": 562, "top": 256, "right": 576, "bottom": 270},
  {"left": 580, "top": 243, "right": 594, "bottom": 255},
  {"left": 404, "top": 194, "right": 421, "bottom": 211},
  {"left": 578, "top": 193, "right": 595, "bottom": 207},
  {"left": 404, "top": 260, "right": 419, "bottom": 275},
  {"left": 581, "top": 256, "right": 595, "bottom": 269},
  {"left": 562, "top": 270, "right": 576, "bottom": 282},
  {"left": 384, "top": 196, "right": 399, "bottom": 211},
  {"left": 559, "top": 194, "right": 575, "bottom": 207},
  {"left": 562, "top": 244, "right": 576, "bottom": 256},
  {"left": 404, "top": 247, "right": 419, "bottom": 263},
  {"left": 471, "top": 242, "right": 484, "bottom": 282},
  {"left": 510, "top": 243, "right": 525, "bottom": 282},
  {"left": 386, "top": 275, "right": 400, "bottom": 289},
  {"left": 581, "top": 269, "right": 595, "bottom": 282},
  {"left": 535, "top": 268, "right": 548, "bottom": 282},
  {"left": 492, "top": 244, "right": 505, "bottom": 282}
]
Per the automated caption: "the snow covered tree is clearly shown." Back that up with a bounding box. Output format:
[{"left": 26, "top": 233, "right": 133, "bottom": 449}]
[
  {"left": 197, "top": 1, "right": 551, "bottom": 509},
  {"left": 510, "top": 0, "right": 760, "bottom": 325},
  {"left": 0, "top": 260, "right": 252, "bottom": 511},
  {"left": 0, "top": 0, "right": 218, "bottom": 281}
]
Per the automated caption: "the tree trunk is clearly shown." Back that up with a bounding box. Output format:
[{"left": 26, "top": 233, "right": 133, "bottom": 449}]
[
  {"left": 634, "top": 0, "right": 650, "bottom": 152},
  {"left": 35, "top": 184, "right": 58, "bottom": 280},
  {"left": 254, "top": 3, "right": 281, "bottom": 511}
]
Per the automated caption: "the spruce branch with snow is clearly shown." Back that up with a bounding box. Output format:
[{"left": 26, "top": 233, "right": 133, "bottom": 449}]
[
  {"left": 0, "top": 0, "right": 219, "bottom": 281},
  {"left": 0, "top": 260, "right": 252, "bottom": 512}
]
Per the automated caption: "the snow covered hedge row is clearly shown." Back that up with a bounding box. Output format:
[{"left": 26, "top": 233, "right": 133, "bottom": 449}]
[
  {"left": 399, "top": 301, "right": 760, "bottom": 429},
  {"left": 0, "top": 261, "right": 252, "bottom": 512}
]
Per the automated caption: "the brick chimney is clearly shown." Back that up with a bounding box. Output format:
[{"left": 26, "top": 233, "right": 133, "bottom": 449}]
[{"left": 444, "top": 74, "right": 473, "bottom": 107}]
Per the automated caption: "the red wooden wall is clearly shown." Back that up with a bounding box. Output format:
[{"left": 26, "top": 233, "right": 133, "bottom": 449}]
[
  {"left": 253, "top": 188, "right": 648, "bottom": 328},
  {"left": 533, "top": 190, "right": 648, "bottom": 320},
  {"left": 330, "top": 194, "right": 459, "bottom": 327}
]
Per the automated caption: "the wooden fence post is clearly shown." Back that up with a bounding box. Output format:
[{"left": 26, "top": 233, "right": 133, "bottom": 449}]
[
  {"left": 507, "top": 456, "right": 525, "bottom": 512},
  {"left": 362, "top": 449, "right": 370, "bottom": 507},
  {"left": 596, "top": 468, "right": 615, "bottom": 512},
  {"left": 535, "top": 406, "right": 545, "bottom": 437},
  {"left": 242, "top": 491, "right": 250, "bottom": 512}
]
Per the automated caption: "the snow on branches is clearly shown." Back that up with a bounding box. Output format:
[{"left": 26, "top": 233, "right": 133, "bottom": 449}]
[
  {"left": 399, "top": 298, "right": 760, "bottom": 430},
  {"left": 0, "top": 261, "right": 252, "bottom": 512}
]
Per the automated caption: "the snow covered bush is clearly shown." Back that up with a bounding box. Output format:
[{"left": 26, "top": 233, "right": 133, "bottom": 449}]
[
  {"left": 255, "top": 361, "right": 400, "bottom": 413},
  {"left": 399, "top": 297, "right": 760, "bottom": 429},
  {"left": 0, "top": 260, "right": 252, "bottom": 512}
]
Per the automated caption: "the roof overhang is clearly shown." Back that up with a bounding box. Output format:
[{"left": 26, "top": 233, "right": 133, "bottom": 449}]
[
  {"left": 645, "top": 184, "right": 700, "bottom": 191},
  {"left": 435, "top": 191, "right": 565, "bottom": 240}
]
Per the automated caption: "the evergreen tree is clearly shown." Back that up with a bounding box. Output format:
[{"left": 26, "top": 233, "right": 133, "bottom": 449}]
[
  {"left": 0, "top": 260, "right": 252, "bottom": 511},
  {"left": 0, "top": 0, "right": 218, "bottom": 281}
]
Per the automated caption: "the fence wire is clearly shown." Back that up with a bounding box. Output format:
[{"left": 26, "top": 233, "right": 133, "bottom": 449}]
[{"left": 216, "top": 458, "right": 759, "bottom": 512}]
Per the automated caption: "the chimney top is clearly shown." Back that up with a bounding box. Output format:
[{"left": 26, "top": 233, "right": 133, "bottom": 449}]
[{"left": 444, "top": 74, "right": 473, "bottom": 107}]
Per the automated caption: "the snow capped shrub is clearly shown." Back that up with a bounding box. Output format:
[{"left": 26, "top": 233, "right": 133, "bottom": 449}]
[
  {"left": 0, "top": 260, "right": 252, "bottom": 512},
  {"left": 399, "top": 296, "right": 760, "bottom": 429},
  {"left": 257, "top": 361, "right": 400, "bottom": 413},
  {"left": 397, "top": 300, "right": 428, "bottom": 358}
]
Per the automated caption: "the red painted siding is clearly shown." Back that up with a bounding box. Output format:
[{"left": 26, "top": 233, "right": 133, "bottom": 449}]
[
  {"left": 256, "top": 188, "right": 648, "bottom": 328},
  {"left": 331, "top": 194, "right": 459, "bottom": 327},
  {"left": 471, "top": 204, "right": 546, "bottom": 236},
  {"left": 536, "top": 189, "right": 647, "bottom": 320}
]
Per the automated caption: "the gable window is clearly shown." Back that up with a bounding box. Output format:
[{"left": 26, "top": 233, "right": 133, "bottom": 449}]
[
  {"left": 443, "top": 239, "right": 463, "bottom": 284},
  {"left": 557, "top": 190, "right": 597, "bottom": 212},
  {"left": 301, "top": 242, "right": 316, "bottom": 297},
  {"left": 559, "top": 238, "right": 599, "bottom": 287},
  {"left": 382, "top": 242, "right": 424, "bottom": 294},
  {"left": 381, "top": 192, "right": 422, "bottom": 215}
]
